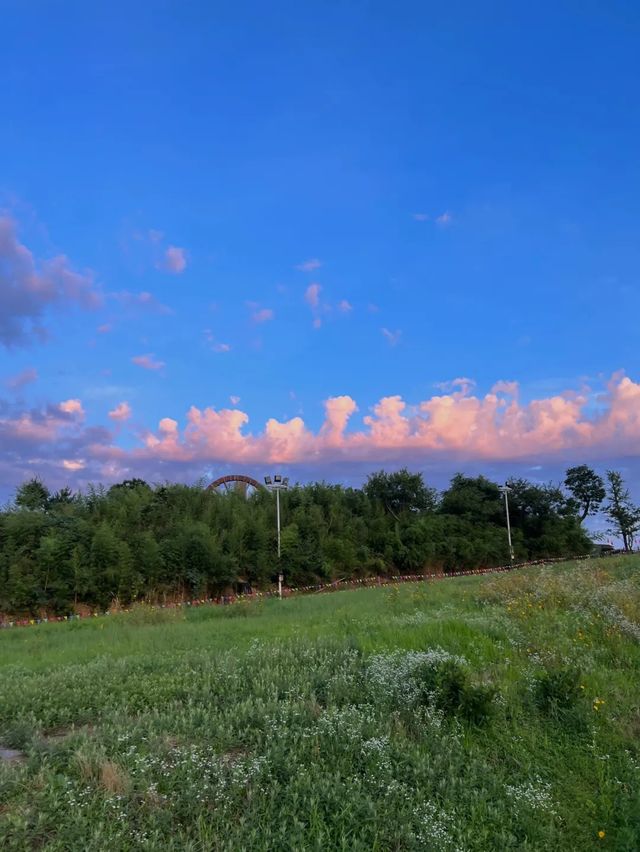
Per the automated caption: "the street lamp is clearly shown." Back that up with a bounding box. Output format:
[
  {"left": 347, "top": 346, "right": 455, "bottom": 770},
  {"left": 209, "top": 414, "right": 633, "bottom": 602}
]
[
  {"left": 499, "top": 484, "right": 514, "bottom": 564},
  {"left": 264, "top": 474, "right": 289, "bottom": 597}
]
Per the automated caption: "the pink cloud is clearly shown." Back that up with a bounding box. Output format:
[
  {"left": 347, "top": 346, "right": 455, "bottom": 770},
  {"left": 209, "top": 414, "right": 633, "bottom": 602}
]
[
  {"left": 0, "top": 215, "right": 101, "bottom": 347},
  {"left": 108, "top": 401, "right": 132, "bottom": 421},
  {"left": 6, "top": 367, "right": 38, "bottom": 390},
  {"left": 251, "top": 307, "right": 274, "bottom": 324},
  {"left": 132, "top": 354, "right": 165, "bottom": 371},
  {"left": 62, "top": 459, "right": 86, "bottom": 471},
  {"left": 59, "top": 399, "right": 85, "bottom": 417},
  {"left": 338, "top": 300, "right": 353, "bottom": 313},
  {"left": 161, "top": 245, "right": 187, "bottom": 274},
  {"left": 436, "top": 211, "right": 453, "bottom": 226},
  {"left": 2, "top": 374, "right": 640, "bottom": 494},
  {"left": 230, "top": 395, "right": 241, "bottom": 405},
  {"left": 296, "top": 258, "right": 322, "bottom": 272},
  {"left": 305, "top": 283, "right": 321, "bottom": 309},
  {"left": 131, "top": 374, "right": 640, "bottom": 466},
  {"left": 97, "top": 323, "right": 112, "bottom": 334}
]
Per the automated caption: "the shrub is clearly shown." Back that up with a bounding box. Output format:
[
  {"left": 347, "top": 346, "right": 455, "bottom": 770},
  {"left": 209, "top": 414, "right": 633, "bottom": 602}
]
[{"left": 533, "top": 665, "right": 582, "bottom": 716}]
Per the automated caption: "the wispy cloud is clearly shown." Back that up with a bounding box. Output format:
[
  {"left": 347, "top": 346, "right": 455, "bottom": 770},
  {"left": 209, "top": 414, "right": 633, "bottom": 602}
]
[
  {"left": 131, "top": 353, "right": 165, "bottom": 371},
  {"left": 204, "top": 329, "right": 231, "bottom": 353},
  {"left": 435, "top": 211, "right": 453, "bottom": 226},
  {"left": 5, "top": 367, "right": 38, "bottom": 390},
  {"left": 381, "top": 327, "right": 402, "bottom": 347},
  {"left": 230, "top": 395, "right": 241, "bottom": 406},
  {"left": 112, "top": 290, "right": 172, "bottom": 315},
  {"left": 338, "top": 299, "right": 353, "bottom": 313},
  {"left": 97, "top": 323, "right": 112, "bottom": 334},
  {"left": 295, "top": 258, "right": 322, "bottom": 272},
  {"left": 413, "top": 213, "right": 429, "bottom": 221}
]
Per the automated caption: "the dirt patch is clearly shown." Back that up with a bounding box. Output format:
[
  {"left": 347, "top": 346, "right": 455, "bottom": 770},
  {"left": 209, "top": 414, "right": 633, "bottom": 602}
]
[{"left": 0, "top": 747, "right": 26, "bottom": 764}]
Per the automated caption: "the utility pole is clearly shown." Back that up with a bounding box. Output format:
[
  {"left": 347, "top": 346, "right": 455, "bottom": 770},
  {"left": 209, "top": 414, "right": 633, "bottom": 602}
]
[
  {"left": 499, "top": 484, "right": 514, "bottom": 564},
  {"left": 264, "top": 475, "right": 289, "bottom": 597}
]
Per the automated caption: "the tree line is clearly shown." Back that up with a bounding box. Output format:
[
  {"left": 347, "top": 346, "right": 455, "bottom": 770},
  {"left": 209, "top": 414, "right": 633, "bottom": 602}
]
[{"left": 0, "top": 465, "right": 637, "bottom": 615}]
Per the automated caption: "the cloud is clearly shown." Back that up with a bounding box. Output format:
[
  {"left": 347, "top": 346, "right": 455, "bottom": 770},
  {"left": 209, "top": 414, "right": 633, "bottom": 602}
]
[
  {"left": 381, "top": 328, "right": 402, "bottom": 347},
  {"left": 304, "top": 283, "right": 322, "bottom": 309},
  {"left": 108, "top": 401, "right": 132, "bottom": 421},
  {"left": 203, "top": 329, "right": 231, "bottom": 353},
  {"left": 62, "top": 459, "right": 86, "bottom": 471},
  {"left": 413, "top": 213, "right": 429, "bottom": 221},
  {"left": 112, "top": 290, "right": 172, "bottom": 315},
  {"left": 435, "top": 211, "right": 453, "bottom": 226},
  {"left": 295, "top": 258, "right": 322, "bottom": 272},
  {"left": 230, "top": 395, "right": 241, "bottom": 406},
  {"left": 97, "top": 323, "right": 112, "bottom": 334},
  {"left": 59, "top": 399, "right": 85, "bottom": 417},
  {"left": 131, "top": 354, "right": 165, "bottom": 371},
  {"left": 0, "top": 214, "right": 101, "bottom": 347},
  {"left": 435, "top": 377, "right": 476, "bottom": 396},
  {"left": 6, "top": 367, "right": 38, "bottom": 390},
  {"left": 160, "top": 245, "right": 187, "bottom": 274},
  {"left": 132, "top": 373, "right": 640, "bottom": 467},
  {"left": 338, "top": 300, "right": 353, "bottom": 313},
  {"left": 2, "top": 374, "right": 640, "bottom": 497},
  {"left": 250, "top": 307, "right": 274, "bottom": 324}
]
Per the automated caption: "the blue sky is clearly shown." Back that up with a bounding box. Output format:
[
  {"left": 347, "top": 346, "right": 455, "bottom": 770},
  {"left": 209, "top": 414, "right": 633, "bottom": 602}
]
[{"left": 1, "top": 1, "right": 639, "bottom": 499}]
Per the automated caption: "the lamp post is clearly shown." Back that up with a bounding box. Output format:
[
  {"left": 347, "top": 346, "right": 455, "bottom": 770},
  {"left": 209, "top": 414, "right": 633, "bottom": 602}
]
[
  {"left": 499, "top": 484, "right": 514, "bottom": 564},
  {"left": 264, "top": 475, "right": 289, "bottom": 598}
]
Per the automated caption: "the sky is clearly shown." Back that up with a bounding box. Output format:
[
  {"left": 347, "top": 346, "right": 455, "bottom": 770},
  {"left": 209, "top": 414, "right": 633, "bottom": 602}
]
[{"left": 1, "top": 1, "right": 640, "bottom": 502}]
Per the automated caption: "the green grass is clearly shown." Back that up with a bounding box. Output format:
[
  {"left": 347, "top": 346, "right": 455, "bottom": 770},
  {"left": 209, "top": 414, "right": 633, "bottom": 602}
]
[{"left": 1, "top": 557, "right": 639, "bottom": 850}]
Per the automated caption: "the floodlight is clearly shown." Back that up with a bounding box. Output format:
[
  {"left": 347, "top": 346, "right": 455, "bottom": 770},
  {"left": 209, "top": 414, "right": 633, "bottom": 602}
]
[
  {"left": 264, "top": 476, "right": 272, "bottom": 485},
  {"left": 274, "top": 474, "right": 282, "bottom": 483},
  {"left": 283, "top": 477, "right": 289, "bottom": 487}
]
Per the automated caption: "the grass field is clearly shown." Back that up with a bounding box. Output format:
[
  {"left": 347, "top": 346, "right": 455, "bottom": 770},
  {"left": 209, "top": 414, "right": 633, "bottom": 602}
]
[{"left": 1, "top": 557, "right": 639, "bottom": 851}]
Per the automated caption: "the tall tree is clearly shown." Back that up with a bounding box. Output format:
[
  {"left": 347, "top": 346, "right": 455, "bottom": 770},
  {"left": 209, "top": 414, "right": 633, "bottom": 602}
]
[
  {"left": 15, "top": 478, "right": 50, "bottom": 512},
  {"left": 364, "top": 469, "right": 436, "bottom": 520},
  {"left": 564, "top": 465, "right": 606, "bottom": 522},
  {"left": 604, "top": 470, "right": 640, "bottom": 552}
]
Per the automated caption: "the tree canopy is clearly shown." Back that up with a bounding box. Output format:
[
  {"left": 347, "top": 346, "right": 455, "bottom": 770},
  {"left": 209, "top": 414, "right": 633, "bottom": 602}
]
[{"left": 0, "top": 467, "right": 599, "bottom": 616}]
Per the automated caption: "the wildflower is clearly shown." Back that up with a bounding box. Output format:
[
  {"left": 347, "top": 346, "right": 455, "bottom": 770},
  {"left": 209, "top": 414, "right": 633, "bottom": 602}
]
[{"left": 598, "top": 830, "right": 605, "bottom": 839}]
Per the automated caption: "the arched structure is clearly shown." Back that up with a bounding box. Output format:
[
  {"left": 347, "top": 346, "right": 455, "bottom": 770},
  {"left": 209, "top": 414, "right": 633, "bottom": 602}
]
[{"left": 207, "top": 474, "right": 264, "bottom": 497}]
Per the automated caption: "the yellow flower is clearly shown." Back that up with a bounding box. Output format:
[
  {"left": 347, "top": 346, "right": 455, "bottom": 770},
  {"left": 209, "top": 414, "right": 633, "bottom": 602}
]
[{"left": 598, "top": 830, "right": 605, "bottom": 839}]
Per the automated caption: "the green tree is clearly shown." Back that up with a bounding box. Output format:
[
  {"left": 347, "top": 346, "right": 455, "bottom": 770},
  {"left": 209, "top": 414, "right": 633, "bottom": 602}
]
[
  {"left": 364, "top": 469, "right": 436, "bottom": 520},
  {"left": 15, "top": 478, "right": 50, "bottom": 511},
  {"left": 564, "top": 465, "right": 606, "bottom": 522},
  {"left": 605, "top": 470, "right": 640, "bottom": 552}
]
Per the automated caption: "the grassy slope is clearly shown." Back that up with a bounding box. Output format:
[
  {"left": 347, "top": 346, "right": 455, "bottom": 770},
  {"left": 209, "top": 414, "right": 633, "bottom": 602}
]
[{"left": 0, "top": 557, "right": 639, "bottom": 851}]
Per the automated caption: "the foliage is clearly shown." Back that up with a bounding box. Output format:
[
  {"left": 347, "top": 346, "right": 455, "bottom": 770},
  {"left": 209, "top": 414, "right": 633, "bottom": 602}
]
[
  {"left": 564, "top": 465, "right": 606, "bottom": 522},
  {"left": 0, "top": 470, "right": 593, "bottom": 614},
  {"left": 605, "top": 470, "right": 640, "bottom": 552},
  {"left": 533, "top": 665, "right": 583, "bottom": 717}
]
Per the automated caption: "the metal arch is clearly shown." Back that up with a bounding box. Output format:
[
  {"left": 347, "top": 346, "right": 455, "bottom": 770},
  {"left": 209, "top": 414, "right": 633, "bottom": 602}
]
[{"left": 207, "top": 474, "right": 264, "bottom": 493}]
